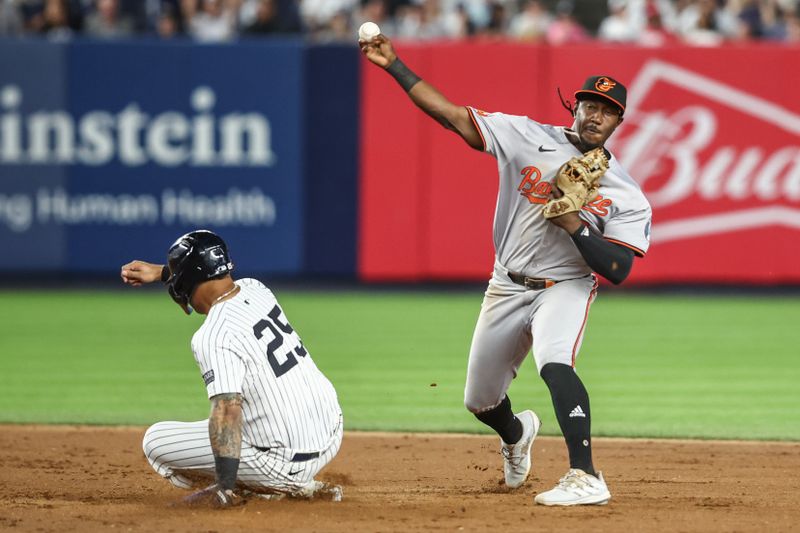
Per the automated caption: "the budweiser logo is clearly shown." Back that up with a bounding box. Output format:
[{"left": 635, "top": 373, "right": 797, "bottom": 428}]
[{"left": 609, "top": 60, "right": 800, "bottom": 243}]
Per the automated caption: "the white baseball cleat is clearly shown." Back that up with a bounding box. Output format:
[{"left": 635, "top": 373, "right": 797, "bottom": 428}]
[
  {"left": 501, "top": 410, "right": 541, "bottom": 488},
  {"left": 534, "top": 469, "right": 611, "bottom": 506}
]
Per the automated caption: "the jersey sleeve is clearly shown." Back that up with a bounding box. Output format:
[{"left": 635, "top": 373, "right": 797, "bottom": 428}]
[
  {"left": 192, "top": 328, "right": 246, "bottom": 399},
  {"left": 466, "top": 107, "right": 528, "bottom": 159},
  {"left": 603, "top": 205, "right": 652, "bottom": 257}
]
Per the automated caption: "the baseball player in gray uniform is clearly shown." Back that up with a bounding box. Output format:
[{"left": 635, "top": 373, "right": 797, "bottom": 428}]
[
  {"left": 361, "top": 35, "right": 651, "bottom": 506},
  {"left": 121, "top": 230, "right": 343, "bottom": 507}
]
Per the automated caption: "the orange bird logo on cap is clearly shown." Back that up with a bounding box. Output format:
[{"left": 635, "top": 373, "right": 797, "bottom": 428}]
[{"left": 595, "top": 77, "right": 616, "bottom": 92}]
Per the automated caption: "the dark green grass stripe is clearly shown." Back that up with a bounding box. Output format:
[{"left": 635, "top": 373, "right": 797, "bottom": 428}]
[{"left": 1, "top": 290, "right": 797, "bottom": 440}]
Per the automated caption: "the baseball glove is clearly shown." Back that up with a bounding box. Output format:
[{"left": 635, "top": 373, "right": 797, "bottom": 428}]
[
  {"left": 542, "top": 147, "right": 609, "bottom": 219},
  {"left": 174, "top": 483, "right": 246, "bottom": 509}
]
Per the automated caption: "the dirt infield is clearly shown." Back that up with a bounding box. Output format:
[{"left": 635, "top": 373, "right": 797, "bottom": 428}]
[{"left": 1, "top": 426, "right": 798, "bottom": 532}]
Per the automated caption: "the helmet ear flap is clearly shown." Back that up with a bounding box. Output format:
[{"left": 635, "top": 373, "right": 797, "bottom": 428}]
[
  {"left": 168, "top": 282, "right": 193, "bottom": 315},
  {"left": 166, "top": 246, "right": 194, "bottom": 314}
]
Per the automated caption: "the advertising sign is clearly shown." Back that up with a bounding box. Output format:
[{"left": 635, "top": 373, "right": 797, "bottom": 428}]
[{"left": 0, "top": 40, "right": 305, "bottom": 273}]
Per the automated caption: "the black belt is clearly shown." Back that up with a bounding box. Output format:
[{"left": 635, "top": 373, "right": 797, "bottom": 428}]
[
  {"left": 507, "top": 272, "right": 559, "bottom": 290},
  {"left": 290, "top": 451, "right": 320, "bottom": 462},
  {"left": 254, "top": 447, "right": 320, "bottom": 462}
]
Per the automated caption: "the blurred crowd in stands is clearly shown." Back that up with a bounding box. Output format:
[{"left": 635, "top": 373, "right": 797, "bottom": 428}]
[{"left": 0, "top": 0, "right": 797, "bottom": 45}]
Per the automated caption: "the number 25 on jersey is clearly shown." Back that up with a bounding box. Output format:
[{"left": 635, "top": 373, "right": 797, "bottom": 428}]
[{"left": 252, "top": 304, "right": 307, "bottom": 378}]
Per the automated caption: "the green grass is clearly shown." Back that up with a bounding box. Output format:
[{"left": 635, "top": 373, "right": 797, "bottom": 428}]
[{"left": 1, "top": 289, "right": 798, "bottom": 440}]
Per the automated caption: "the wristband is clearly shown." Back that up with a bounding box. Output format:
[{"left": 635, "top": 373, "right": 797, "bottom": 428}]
[
  {"left": 386, "top": 58, "right": 422, "bottom": 92},
  {"left": 214, "top": 456, "right": 240, "bottom": 491},
  {"left": 160, "top": 265, "right": 170, "bottom": 283}
]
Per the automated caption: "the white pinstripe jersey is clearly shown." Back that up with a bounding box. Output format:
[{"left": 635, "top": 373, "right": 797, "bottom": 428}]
[
  {"left": 191, "top": 278, "right": 341, "bottom": 453},
  {"left": 467, "top": 107, "right": 652, "bottom": 280}
]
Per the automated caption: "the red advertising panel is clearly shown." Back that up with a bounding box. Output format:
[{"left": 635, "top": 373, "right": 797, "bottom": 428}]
[
  {"left": 425, "top": 43, "right": 549, "bottom": 279},
  {"left": 606, "top": 48, "right": 800, "bottom": 283},
  {"left": 358, "top": 48, "right": 428, "bottom": 280},
  {"left": 360, "top": 43, "right": 800, "bottom": 283}
]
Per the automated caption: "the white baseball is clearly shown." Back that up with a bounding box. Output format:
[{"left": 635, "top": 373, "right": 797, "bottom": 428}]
[{"left": 358, "top": 21, "right": 381, "bottom": 42}]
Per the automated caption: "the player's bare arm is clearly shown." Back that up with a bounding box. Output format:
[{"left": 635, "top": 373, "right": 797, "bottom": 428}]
[
  {"left": 208, "top": 392, "right": 243, "bottom": 460},
  {"left": 178, "top": 392, "right": 244, "bottom": 508},
  {"left": 120, "top": 260, "right": 165, "bottom": 286},
  {"left": 360, "top": 34, "right": 483, "bottom": 150}
]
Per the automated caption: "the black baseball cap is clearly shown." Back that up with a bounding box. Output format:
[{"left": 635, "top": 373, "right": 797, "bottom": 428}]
[{"left": 574, "top": 75, "right": 627, "bottom": 114}]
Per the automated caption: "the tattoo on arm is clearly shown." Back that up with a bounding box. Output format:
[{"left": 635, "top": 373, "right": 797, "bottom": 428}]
[{"left": 209, "top": 393, "right": 243, "bottom": 459}]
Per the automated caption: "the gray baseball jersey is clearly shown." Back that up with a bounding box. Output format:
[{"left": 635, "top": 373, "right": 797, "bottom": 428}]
[
  {"left": 462, "top": 107, "right": 652, "bottom": 412},
  {"left": 142, "top": 278, "right": 343, "bottom": 494},
  {"left": 467, "top": 107, "right": 651, "bottom": 279}
]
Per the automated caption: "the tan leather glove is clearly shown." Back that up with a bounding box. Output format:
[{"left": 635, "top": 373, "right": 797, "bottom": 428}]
[{"left": 542, "top": 147, "right": 609, "bottom": 219}]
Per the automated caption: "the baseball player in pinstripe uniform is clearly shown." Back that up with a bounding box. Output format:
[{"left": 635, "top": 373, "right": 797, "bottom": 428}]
[
  {"left": 121, "top": 230, "right": 343, "bottom": 507},
  {"left": 361, "top": 35, "right": 651, "bottom": 506}
]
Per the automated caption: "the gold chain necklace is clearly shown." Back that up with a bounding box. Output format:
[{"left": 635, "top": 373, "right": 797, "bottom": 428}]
[{"left": 211, "top": 285, "right": 239, "bottom": 307}]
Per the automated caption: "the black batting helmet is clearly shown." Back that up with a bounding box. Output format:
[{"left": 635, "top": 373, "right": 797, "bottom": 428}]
[{"left": 166, "top": 230, "right": 234, "bottom": 314}]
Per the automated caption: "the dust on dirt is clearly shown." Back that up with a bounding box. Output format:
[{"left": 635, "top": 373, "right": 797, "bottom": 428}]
[{"left": 1, "top": 425, "right": 798, "bottom": 532}]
